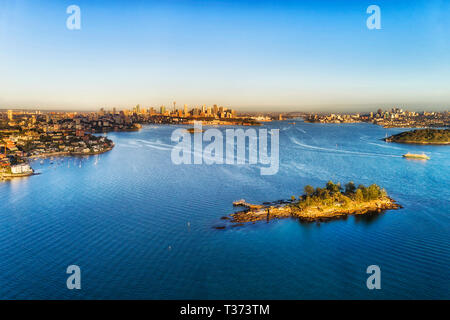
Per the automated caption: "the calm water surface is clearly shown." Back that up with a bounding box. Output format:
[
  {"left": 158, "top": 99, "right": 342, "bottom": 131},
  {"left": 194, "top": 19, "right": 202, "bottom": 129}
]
[{"left": 0, "top": 121, "right": 449, "bottom": 299}]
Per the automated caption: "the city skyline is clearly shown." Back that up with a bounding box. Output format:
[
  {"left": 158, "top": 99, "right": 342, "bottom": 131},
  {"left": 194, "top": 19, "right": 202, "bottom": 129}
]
[
  {"left": 1, "top": 102, "right": 448, "bottom": 114},
  {"left": 0, "top": 0, "right": 449, "bottom": 112}
]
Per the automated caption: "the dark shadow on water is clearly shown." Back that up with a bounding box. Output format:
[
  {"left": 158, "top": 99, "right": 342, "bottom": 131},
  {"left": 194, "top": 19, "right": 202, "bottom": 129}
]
[
  {"left": 215, "top": 209, "right": 392, "bottom": 230},
  {"left": 353, "top": 210, "right": 386, "bottom": 225},
  {"left": 295, "top": 210, "right": 387, "bottom": 227}
]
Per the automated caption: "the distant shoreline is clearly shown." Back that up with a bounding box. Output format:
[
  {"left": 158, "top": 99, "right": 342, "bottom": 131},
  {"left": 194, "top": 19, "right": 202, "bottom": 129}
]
[
  {"left": 1, "top": 172, "right": 36, "bottom": 179},
  {"left": 384, "top": 140, "right": 449, "bottom": 145},
  {"left": 384, "top": 128, "right": 450, "bottom": 145},
  {"left": 28, "top": 146, "right": 114, "bottom": 160}
]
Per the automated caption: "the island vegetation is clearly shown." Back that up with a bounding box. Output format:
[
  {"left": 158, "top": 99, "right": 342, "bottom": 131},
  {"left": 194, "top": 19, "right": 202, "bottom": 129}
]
[
  {"left": 384, "top": 128, "right": 450, "bottom": 145},
  {"left": 223, "top": 181, "right": 400, "bottom": 225}
]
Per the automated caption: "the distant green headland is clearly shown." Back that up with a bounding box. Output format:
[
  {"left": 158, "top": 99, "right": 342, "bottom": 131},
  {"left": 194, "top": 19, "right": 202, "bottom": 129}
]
[
  {"left": 384, "top": 128, "right": 450, "bottom": 145},
  {"left": 220, "top": 181, "right": 400, "bottom": 226}
]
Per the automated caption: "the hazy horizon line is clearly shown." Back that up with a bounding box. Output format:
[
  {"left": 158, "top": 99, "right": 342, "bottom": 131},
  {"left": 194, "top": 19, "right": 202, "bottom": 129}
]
[{"left": 1, "top": 103, "right": 448, "bottom": 114}]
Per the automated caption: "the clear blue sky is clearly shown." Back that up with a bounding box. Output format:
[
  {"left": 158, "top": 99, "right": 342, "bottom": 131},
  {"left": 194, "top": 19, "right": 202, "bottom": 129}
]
[{"left": 0, "top": 0, "right": 448, "bottom": 112}]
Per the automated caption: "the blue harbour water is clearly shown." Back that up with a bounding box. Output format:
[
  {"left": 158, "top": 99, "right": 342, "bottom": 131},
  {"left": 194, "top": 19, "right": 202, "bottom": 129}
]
[{"left": 0, "top": 121, "right": 449, "bottom": 299}]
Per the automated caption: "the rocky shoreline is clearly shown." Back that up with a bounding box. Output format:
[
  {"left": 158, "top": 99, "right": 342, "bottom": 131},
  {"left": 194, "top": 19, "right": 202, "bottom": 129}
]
[
  {"left": 384, "top": 139, "right": 450, "bottom": 145},
  {"left": 0, "top": 172, "right": 36, "bottom": 180},
  {"left": 219, "top": 196, "right": 401, "bottom": 227}
]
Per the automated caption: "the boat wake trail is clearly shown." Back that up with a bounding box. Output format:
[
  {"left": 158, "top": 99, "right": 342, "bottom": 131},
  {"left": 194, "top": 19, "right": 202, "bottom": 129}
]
[
  {"left": 359, "top": 135, "right": 403, "bottom": 150},
  {"left": 366, "top": 142, "right": 403, "bottom": 150},
  {"left": 295, "top": 128, "right": 307, "bottom": 134},
  {"left": 135, "top": 139, "right": 173, "bottom": 151},
  {"left": 289, "top": 137, "right": 402, "bottom": 158}
]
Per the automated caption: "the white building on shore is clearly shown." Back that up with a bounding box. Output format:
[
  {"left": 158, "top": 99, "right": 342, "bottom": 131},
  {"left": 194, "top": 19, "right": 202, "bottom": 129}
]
[{"left": 11, "top": 164, "right": 33, "bottom": 175}]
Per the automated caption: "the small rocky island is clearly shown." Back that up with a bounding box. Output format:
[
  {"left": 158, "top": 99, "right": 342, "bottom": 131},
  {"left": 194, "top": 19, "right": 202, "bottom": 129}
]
[
  {"left": 219, "top": 181, "right": 401, "bottom": 227},
  {"left": 384, "top": 128, "right": 449, "bottom": 145}
]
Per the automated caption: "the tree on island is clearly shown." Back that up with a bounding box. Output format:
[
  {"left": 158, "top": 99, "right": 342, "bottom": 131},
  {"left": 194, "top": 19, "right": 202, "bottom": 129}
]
[
  {"left": 295, "top": 181, "right": 387, "bottom": 210},
  {"left": 345, "top": 181, "right": 356, "bottom": 194},
  {"left": 355, "top": 189, "right": 364, "bottom": 202},
  {"left": 326, "top": 180, "right": 341, "bottom": 194},
  {"left": 315, "top": 187, "right": 328, "bottom": 199},
  {"left": 357, "top": 185, "right": 368, "bottom": 200},
  {"left": 304, "top": 185, "right": 314, "bottom": 196}
]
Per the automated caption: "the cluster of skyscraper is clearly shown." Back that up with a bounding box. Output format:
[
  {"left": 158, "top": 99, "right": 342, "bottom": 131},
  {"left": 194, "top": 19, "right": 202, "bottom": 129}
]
[{"left": 102, "top": 103, "right": 237, "bottom": 119}]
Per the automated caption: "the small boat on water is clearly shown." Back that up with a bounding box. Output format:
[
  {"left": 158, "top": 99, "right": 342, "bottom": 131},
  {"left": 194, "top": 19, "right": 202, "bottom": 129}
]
[{"left": 402, "top": 153, "right": 430, "bottom": 160}]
